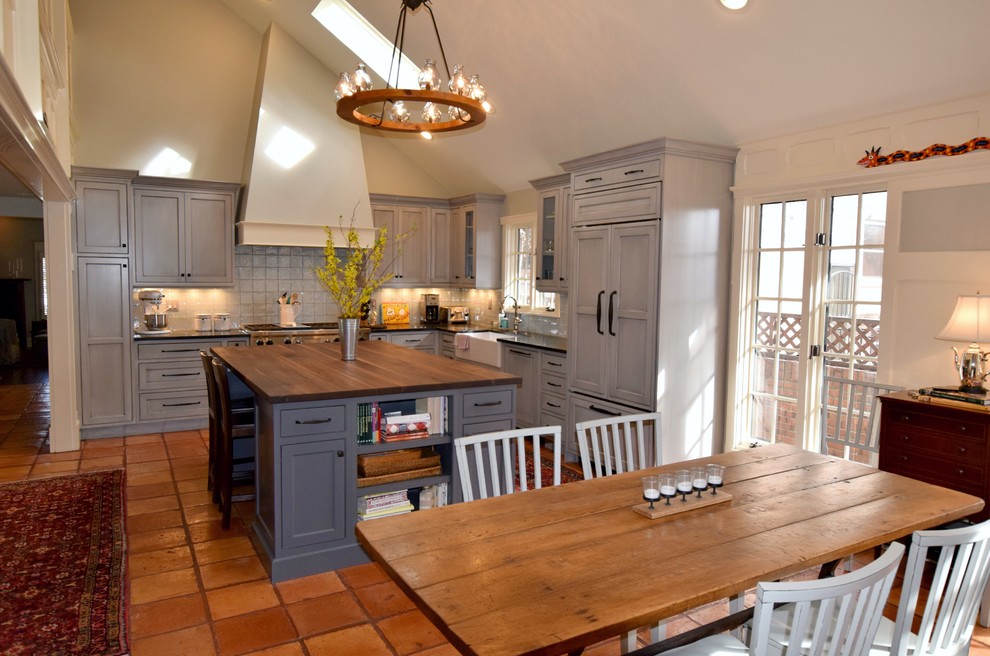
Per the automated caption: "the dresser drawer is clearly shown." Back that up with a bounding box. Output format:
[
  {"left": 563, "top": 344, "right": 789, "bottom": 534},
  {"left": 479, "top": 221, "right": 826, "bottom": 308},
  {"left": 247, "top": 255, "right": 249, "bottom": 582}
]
[
  {"left": 885, "top": 426, "right": 986, "bottom": 461},
  {"left": 137, "top": 361, "right": 207, "bottom": 391},
  {"left": 884, "top": 452, "right": 985, "bottom": 497},
  {"left": 138, "top": 391, "right": 208, "bottom": 420},
  {"left": 572, "top": 158, "right": 661, "bottom": 192},
  {"left": 280, "top": 405, "right": 348, "bottom": 438},
  {"left": 886, "top": 407, "right": 987, "bottom": 440},
  {"left": 462, "top": 389, "right": 514, "bottom": 418}
]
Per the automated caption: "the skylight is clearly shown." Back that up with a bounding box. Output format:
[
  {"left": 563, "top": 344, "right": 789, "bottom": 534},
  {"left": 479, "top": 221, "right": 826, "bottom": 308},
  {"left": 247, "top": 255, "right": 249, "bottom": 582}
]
[
  {"left": 264, "top": 125, "right": 315, "bottom": 169},
  {"left": 311, "top": 0, "right": 420, "bottom": 89}
]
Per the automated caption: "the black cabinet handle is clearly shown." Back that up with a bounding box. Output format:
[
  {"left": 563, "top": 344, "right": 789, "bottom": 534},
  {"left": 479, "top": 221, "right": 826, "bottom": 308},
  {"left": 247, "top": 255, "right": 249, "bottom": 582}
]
[
  {"left": 163, "top": 348, "right": 200, "bottom": 353},
  {"left": 546, "top": 402, "right": 561, "bottom": 409},
  {"left": 163, "top": 401, "right": 202, "bottom": 407},
  {"left": 508, "top": 349, "right": 533, "bottom": 357},
  {"left": 295, "top": 418, "right": 333, "bottom": 425},
  {"left": 624, "top": 169, "right": 644, "bottom": 175},
  {"left": 121, "top": 243, "right": 126, "bottom": 248},
  {"left": 585, "top": 176, "right": 603, "bottom": 183},
  {"left": 608, "top": 291, "right": 617, "bottom": 336},
  {"left": 337, "top": 450, "right": 344, "bottom": 457},
  {"left": 596, "top": 290, "right": 604, "bottom": 335},
  {"left": 474, "top": 400, "right": 503, "bottom": 407},
  {"left": 162, "top": 372, "right": 199, "bottom": 377},
  {"left": 547, "top": 381, "right": 562, "bottom": 388},
  {"left": 547, "top": 361, "right": 562, "bottom": 367},
  {"left": 590, "top": 405, "right": 621, "bottom": 416}
]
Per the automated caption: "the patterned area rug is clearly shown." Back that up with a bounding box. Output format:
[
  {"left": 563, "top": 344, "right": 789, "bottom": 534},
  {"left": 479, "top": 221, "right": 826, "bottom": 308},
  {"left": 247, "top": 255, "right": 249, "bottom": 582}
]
[
  {"left": 524, "top": 452, "right": 584, "bottom": 489},
  {"left": 0, "top": 470, "right": 128, "bottom": 655}
]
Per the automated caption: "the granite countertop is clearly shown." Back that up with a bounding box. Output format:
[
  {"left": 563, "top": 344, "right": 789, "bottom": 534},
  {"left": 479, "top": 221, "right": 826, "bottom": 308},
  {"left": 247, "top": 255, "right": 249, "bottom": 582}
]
[{"left": 369, "top": 322, "right": 567, "bottom": 353}]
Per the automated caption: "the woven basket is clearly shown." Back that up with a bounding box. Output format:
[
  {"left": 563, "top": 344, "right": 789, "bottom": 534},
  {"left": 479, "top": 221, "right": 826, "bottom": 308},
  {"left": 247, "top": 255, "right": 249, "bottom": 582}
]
[{"left": 358, "top": 447, "right": 441, "bottom": 477}]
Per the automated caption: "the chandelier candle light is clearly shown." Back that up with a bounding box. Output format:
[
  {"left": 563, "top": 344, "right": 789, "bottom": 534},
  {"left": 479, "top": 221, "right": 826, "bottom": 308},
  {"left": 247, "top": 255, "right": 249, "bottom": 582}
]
[
  {"left": 334, "top": 0, "right": 493, "bottom": 140},
  {"left": 935, "top": 292, "right": 990, "bottom": 393}
]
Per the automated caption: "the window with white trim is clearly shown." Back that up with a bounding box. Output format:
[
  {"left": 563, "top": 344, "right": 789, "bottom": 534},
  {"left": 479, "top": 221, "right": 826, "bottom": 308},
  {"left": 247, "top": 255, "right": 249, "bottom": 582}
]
[{"left": 500, "top": 213, "right": 556, "bottom": 314}]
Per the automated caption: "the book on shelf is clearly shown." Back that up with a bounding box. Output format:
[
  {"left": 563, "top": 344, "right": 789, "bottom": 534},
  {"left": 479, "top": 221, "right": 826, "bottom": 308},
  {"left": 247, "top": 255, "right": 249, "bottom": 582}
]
[
  {"left": 358, "top": 489, "right": 409, "bottom": 513},
  {"left": 920, "top": 387, "right": 990, "bottom": 407},
  {"left": 381, "top": 429, "right": 431, "bottom": 442},
  {"left": 384, "top": 412, "right": 431, "bottom": 425},
  {"left": 357, "top": 503, "right": 414, "bottom": 521}
]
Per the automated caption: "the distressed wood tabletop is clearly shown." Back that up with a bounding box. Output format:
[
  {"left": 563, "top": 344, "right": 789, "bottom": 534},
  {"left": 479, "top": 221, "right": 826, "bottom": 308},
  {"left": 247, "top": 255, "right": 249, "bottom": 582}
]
[{"left": 356, "top": 443, "right": 984, "bottom": 656}]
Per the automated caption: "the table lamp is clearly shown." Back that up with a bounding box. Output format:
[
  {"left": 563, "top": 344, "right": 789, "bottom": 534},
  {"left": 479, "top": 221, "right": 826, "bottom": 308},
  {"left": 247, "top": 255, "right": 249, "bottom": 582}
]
[{"left": 935, "top": 293, "right": 990, "bottom": 393}]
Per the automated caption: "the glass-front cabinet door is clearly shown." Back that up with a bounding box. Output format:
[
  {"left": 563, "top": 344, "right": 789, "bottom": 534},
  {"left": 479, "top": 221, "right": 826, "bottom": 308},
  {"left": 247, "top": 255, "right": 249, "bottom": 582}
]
[{"left": 534, "top": 181, "right": 570, "bottom": 294}]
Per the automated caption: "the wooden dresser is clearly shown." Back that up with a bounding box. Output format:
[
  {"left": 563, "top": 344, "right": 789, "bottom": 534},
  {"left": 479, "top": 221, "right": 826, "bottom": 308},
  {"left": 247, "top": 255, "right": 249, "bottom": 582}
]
[{"left": 878, "top": 391, "right": 990, "bottom": 522}]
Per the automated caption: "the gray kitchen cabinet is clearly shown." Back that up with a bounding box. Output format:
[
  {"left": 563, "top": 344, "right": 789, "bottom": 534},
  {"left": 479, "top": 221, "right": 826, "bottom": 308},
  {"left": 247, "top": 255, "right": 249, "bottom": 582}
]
[
  {"left": 134, "top": 337, "right": 247, "bottom": 423},
  {"left": 429, "top": 206, "right": 451, "bottom": 285},
  {"left": 570, "top": 221, "right": 659, "bottom": 409},
  {"left": 388, "top": 331, "right": 437, "bottom": 354},
  {"left": 501, "top": 343, "right": 540, "bottom": 427},
  {"left": 440, "top": 333, "right": 455, "bottom": 359},
  {"left": 450, "top": 193, "right": 505, "bottom": 289},
  {"left": 562, "top": 138, "right": 737, "bottom": 463},
  {"left": 133, "top": 177, "right": 238, "bottom": 287},
  {"left": 531, "top": 173, "right": 571, "bottom": 294},
  {"left": 72, "top": 167, "right": 135, "bottom": 254},
  {"left": 539, "top": 350, "right": 568, "bottom": 426},
  {"left": 280, "top": 437, "right": 348, "bottom": 550},
  {"left": 77, "top": 257, "right": 132, "bottom": 426},
  {"left": 372, "top": 203, "right": 430, "bottom": 286}
]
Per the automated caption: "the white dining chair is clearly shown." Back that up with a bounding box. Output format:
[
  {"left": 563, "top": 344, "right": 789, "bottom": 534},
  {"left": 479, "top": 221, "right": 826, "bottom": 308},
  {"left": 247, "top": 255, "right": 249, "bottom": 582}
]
[
  {"left": 869, "top": 519, "right": 990, "bottom": 656},
  {"left": 661, "top": 541, "right": 906, "bottom": 656},
  {"left": 820, "top": 376, "right": 902, "bottom": 466},
  {"left": 453, "top": 426, "right": 562, "bottom": 502},
  {"left": 575, "top": 411, "right": 662, "bottom": 480}
]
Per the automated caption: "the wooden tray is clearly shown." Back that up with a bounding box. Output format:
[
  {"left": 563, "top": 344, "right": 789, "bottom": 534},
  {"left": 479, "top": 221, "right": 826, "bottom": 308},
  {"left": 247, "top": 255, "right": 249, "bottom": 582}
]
[
  {"left": 632, "top": 491, "right": 732, "bottom": 519},
  {"left": 357, "top": 465, "right": 442, "bottom": 488},
  {"left": 358, "top": 448, "right": 440, "bottom": 477}
]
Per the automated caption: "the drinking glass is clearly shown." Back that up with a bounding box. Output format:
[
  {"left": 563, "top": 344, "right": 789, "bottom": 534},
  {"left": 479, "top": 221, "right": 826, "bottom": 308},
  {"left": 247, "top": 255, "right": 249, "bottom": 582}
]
[
  {"left": 707, "top": 464, "right": 725, "bottom": 495},
  {"left": 641, "top": 475, "right": 660, "bottom": 510},
  {"left": 691, "top": 466, "right": 708, "bottom": 498},
  {"left": 675, "top": 470, "right": 692, "bottom": 502}
]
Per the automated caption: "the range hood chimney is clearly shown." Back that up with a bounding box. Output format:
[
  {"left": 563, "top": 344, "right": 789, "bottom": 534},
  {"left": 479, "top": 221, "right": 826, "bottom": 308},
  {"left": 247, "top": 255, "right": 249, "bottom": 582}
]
[{"left": 237, "top": 25, "right": 375, "bottom": 248}]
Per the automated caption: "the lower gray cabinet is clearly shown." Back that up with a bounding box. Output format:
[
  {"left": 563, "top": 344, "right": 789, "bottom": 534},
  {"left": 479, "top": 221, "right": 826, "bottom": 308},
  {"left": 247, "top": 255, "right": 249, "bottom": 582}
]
[
  {"left": 280, "top": 438, "right": 347, "bottom": 550},
  {"left": 501, "top": 344, "right": 539, "bottom": 427}
]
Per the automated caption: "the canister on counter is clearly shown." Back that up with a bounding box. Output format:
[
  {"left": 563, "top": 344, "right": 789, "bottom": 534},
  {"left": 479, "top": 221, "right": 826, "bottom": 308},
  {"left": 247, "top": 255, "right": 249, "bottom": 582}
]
[{"left": 194, "top": 314, "right": 213, "bottom": 332}]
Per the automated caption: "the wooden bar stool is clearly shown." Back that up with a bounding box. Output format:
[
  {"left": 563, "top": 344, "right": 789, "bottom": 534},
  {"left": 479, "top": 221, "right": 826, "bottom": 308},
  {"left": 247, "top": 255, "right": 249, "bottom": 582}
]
[
  {"left": 208, "top": 356, "right": 257, "bottom": 529},
  {"left": 200, "top": 351, "right": 254, "bottom": 504}
]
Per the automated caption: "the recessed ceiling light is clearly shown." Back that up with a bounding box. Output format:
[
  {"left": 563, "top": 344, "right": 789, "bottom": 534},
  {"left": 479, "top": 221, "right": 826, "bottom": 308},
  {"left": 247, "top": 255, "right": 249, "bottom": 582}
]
[{"left": 720, "top": 0, "right": 749, "bottom": 9}]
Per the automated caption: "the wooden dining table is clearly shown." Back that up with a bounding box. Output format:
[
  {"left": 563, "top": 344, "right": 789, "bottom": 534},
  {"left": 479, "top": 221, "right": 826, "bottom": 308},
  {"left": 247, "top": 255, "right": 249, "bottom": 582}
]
[{"left": 355, "top": 443, "right": 984, "bottom": 656}]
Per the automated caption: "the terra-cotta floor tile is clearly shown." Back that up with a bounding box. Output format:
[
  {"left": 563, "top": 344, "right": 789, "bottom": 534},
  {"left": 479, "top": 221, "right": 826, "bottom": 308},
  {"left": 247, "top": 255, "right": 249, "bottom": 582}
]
[
  {"left": 199, "top": 555, "right": 269, "bottom": 590},
  {"left": 214, "top": 607, "right": 298, "bottom": 656},
  {"left": 130, "top": 593, "right": 208, "bottom": 637},
  {"left": 194, "top": 535, "right": 258, "bottom": 565},
  {"left": 337, "top": 561, "right": 390, "bottom": 590},
  {"left": 128, "top": 545, "right": 195, "bottom": 578},
  {"left": 130, "top": 623, "right": 216, "bottom": 656},
  {"left": 130, "top": 568, "right": 201, "bottom": 605},
  {"left": 376, "top": 610, "right": 447, "bottom": 656},
  {"left": 275, "top": 571, "right": 346, "bottom": 604},
  {"left": 206, "top": 579, "right": 281, "bottom": 620},
  {"left": 304, "top": 623, "right": 393, "bottom": 656},
  {"left": 285, "top": 591, "right": 367, "bottom": 637},
  {"left": 353, "top": 579, "right": 416, "bottom": 618}
]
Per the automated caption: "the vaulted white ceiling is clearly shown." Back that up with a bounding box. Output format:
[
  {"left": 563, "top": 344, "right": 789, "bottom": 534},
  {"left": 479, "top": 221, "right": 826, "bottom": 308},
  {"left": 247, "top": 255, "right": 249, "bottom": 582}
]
[{"left": 228, "top": 0, "right": 990, "bottom": 195}]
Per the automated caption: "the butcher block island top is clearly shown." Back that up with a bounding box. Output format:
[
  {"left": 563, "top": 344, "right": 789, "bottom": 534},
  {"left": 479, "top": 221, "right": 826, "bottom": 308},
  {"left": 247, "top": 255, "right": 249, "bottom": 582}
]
[
  {"left": 211, "top": 340, "right": 521, "bottom": 403},
  {"left": 209, "top": 340, "right": 521, "bottom": 582}
]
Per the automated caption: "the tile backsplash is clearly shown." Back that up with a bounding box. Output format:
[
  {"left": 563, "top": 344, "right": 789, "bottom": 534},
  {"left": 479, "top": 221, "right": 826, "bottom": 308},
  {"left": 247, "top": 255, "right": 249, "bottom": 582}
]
[{"left": 133, "top": 245, "right": 566, "bottom": 336}]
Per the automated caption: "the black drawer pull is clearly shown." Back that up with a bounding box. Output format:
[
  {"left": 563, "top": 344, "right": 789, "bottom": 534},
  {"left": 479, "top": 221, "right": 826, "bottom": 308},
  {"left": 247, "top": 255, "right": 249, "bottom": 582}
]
[
  {"left": 508, "top": 349, "right": 533, "bottom": 357},
  {"left": 163, "top": 401, "right": 202, "bottom": 407},
  {"left": 584, "top": 176, "right": 603, "bottom": 183},
  {"left": 337, "top": 451, "right": 344, "bottom": 457},
  {"left": 624, "top": 169, "right": 645, "bottom": 175},
  {"left": 547, "top": 381, "right": 562, "bottom": 388},
  {"left": 547, "top": 361, "right": 562, "bottom": 367},
  {"left": 474, "top": 400, "right": 503, "bottom": 407},
  {"left": 162, "top": 348, "right": 200, "bottom": 353},
  {"left": 162, "top": 372, "right": 199, "bottom": 377},
  {"left": 546, "top": 402, "right": 561, "bottom": 409},
  {"left": 295, "top": 418, "right": 333, "bottom": 425},
  {"left": 590, "top": 405, "right": 622, "bottom": 416}
]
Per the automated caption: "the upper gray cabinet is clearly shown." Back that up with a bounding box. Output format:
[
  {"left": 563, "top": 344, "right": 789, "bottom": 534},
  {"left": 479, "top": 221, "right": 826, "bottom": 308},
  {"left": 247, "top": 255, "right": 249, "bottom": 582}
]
[
  {"left": 450, "top": 193, "right": 505, "bottom": 289},
  {"left": 372, "top": 203, "right": 430, "bottom": 287},
  {"left": 132, "top": 177, "right": 239, "bottom": 287},
  {"left": 530, "top": 173, "right": 571, "bottom": 294},
  {"left": 72, "top": 167, "right": 136, "bottom": 254}
]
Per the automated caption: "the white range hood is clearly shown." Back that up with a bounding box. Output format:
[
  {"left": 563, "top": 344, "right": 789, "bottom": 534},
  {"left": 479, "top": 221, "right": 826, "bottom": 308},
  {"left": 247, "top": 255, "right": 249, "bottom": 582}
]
[{"left": 237, "top": 24, "right": 375, "bottom": 248}]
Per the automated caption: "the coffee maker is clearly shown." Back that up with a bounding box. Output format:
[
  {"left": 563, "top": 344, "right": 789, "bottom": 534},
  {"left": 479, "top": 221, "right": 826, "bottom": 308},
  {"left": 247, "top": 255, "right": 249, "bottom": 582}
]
[{"left": 421, "top": 293, "right": 440, "bottom": 323}]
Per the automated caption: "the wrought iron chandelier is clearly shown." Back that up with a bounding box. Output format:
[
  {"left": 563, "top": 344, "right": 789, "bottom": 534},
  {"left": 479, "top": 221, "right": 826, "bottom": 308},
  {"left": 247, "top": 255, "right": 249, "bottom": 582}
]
[{"left": 334, "top": 0, "right": 493, "bottom": 140}]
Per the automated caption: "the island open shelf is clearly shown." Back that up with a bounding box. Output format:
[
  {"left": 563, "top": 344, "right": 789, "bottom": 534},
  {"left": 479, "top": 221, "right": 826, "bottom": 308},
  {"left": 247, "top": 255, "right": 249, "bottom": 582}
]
[{"left": 211, "top": 340, "right": 520, "bottom": 582}]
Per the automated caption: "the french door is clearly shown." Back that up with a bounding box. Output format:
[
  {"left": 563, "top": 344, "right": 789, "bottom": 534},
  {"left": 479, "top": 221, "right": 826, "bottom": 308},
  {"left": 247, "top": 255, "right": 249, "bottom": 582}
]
[{"left": 740, "top": 189, "right": 887, "bottom": 454}]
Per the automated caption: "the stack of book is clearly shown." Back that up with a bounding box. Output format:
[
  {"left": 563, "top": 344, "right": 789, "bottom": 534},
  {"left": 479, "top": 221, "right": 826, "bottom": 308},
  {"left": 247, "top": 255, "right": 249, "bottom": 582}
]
[
  {"left": 357, "top": 402, "right": 381, "bottom": 445},
  {"left": 357, "top": 490, "right": 415, "bottom": 521},
  {"left": 381, "top": 412, "right": 431, "bottom": 442},
  {"left": 920, "top": 387, "right": 990, "bottom": 407}
]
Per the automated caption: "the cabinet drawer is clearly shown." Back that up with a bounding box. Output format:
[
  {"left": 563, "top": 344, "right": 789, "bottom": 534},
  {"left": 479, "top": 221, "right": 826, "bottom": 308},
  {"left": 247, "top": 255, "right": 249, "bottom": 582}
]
[
  {"left": 572, "top": 183, "right": 661, "bottom": 225},
  {"left": 884, "top": 453, "right": 985, "bottom": 496},
  {"left": 886, "top": 427, "right": 986, "bottom": 461},
  {"left": 391, "top": 332, "right": 436, "bottom": 348},
  {"left": 137, "top": 341, "right": 215, "bottom": 360},
  {"left": 462, "top": 389, "right": 514, "bottom": 418},
  {"left": 138, "top": 391, "right": 208, "bottom": 420},
  {"left": 541, "top": 374, "right": 567, "bottom": 395},
  {"left": 572, "top": 159, "right": 661, "bottom": 192},
  {"left": 369, "top": 333, "right": 389, "bottom": 342},
  {"left": 138, "top": 361, "right": 206, "bottom": 391},
  {"left": 886, "top": 407, "right": 987, "bottom": 440},
  {"left": 280, "top": 405, "right": 348, "bottom": 438},
  {"left": 541, "top": 352, "right": 567, "bottom": 375},
  {"left": 539, "top": 391, "right": 566, "bottom": 416}
]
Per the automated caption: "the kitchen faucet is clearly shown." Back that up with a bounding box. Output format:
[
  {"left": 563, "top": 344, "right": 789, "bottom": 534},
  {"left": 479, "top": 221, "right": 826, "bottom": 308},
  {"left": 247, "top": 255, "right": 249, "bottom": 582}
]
[{"left": 503, "top": 296, "right": 522, "bottom": 333}]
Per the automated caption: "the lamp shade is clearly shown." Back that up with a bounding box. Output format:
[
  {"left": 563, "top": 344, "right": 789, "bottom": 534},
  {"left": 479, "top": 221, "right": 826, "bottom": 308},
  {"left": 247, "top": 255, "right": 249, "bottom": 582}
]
[{"left": 935, "top": 294, "right": 990, "bottom": 343}]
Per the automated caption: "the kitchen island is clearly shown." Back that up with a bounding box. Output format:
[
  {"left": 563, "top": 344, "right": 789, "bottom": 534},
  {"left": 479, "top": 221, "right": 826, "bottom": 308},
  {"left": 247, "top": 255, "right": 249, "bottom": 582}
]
[{"left": 211, "top": 340, "right": 520, "bottom": 581}]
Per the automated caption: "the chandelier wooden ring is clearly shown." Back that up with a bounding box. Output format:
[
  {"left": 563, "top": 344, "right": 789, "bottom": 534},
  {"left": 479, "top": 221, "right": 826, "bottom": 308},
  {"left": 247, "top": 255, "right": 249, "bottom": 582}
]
[{"left": 336, "top": 89, "right": 486, "bottom": 134}]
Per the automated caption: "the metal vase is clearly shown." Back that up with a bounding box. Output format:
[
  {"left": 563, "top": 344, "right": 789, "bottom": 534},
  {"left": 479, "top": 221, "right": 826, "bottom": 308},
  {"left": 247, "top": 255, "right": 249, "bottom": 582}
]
[{"left": 339, "top": 317, "right": 359, "bottom": 361}]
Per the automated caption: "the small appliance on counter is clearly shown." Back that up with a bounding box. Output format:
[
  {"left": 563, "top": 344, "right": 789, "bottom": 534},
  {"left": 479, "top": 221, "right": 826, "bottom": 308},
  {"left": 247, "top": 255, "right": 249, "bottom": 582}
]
[
  {"left": 137, "top": 289, "right": 171, "bottom": 334},
  {"left": 421, "top": 293, "right": 440, "bottom": 323},
  {"left": 448, "top": 306, "right": 469, "bottom": 324}
]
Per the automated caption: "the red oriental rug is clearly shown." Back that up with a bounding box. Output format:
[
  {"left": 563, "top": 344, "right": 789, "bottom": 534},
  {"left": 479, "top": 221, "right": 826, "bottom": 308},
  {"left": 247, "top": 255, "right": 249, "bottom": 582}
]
[
  {"left": 524, "top": 450, "right": 584, "bottom": 489},
  {"left": 0, "top": 470, "right": 128, "bottom": 655}
]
